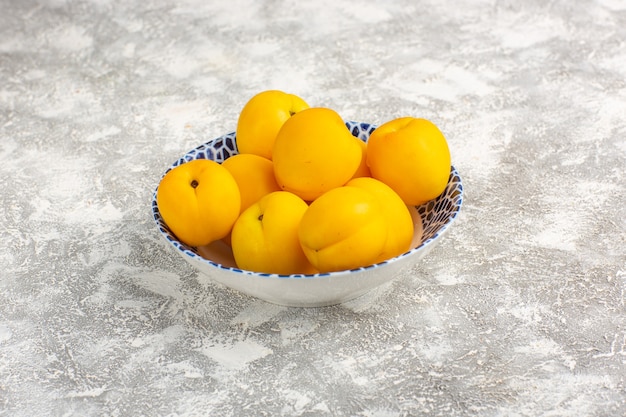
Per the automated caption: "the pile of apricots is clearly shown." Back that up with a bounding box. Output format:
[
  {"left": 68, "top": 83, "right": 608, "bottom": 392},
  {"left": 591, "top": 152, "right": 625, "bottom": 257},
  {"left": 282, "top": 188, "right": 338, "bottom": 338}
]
[{"left": 156, "top": 90, "right": 451, "bottom": 274}]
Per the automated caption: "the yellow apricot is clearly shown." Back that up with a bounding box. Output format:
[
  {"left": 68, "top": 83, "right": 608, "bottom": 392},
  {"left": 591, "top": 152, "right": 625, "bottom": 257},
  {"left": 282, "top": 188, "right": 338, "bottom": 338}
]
[
  {"left": 367, "top": 117, "right": 451, "bottom": 205},
  {"left": 273, "top": 107, "right": 362, "bottom": 201},
  {"left": 156, "top": 159, "right": 240, "bottom": 247},
  {"left": 298, "top": 185, "right": 388, "bottom": 273},
  {"left": 231, "top": 191, "right": 317, "bottom": 275},
  {"left": 236, "top": 90, "right": 309, "bottom": 160},
  {"left": 222, "top": 153, "right": 281, "bottom": 213},
  {"left": 350, "top": 137, "right": 371, "bottom": 179},
  {"left": 346, "top": 177, "right": 414, "bottom": 262}
]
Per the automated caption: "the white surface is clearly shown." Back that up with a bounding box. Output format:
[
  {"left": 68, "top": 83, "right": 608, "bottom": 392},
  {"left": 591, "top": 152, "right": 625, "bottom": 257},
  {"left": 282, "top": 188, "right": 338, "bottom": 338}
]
[{"left": 1, "top": 0, "right": 625, "bottom": 416}]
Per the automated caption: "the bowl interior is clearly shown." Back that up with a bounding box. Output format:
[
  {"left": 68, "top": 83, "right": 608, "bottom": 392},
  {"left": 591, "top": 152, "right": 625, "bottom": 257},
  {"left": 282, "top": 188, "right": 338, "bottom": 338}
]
[{"left": 152, "top": 121, "right": 463, "bottom": 279}]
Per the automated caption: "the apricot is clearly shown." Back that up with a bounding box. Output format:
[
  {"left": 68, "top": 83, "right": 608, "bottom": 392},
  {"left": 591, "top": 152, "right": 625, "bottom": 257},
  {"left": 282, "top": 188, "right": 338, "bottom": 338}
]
[
  {"left": 273, "top": 107, "right": 362, "bottom": 201},
  {"left": 231, "top": 191, "right": 317, "bottom": 275},
  {"left": 236, "top": 90, "right": 309, "bottom": 160},
  {"left": 222, "top": 153, "right": 281, "bottom": 213},
  {"left": 350, "top": 137, "right": 371, "bottom": 179},
  {"left": 367, "top": 117, "right": 451, "bottom": 205},
  {"left": 298, "top": 185, "right": 388, "bottom": 273},
  {"left": 346, "top": 177, "right": 414, "bottom": 262},
  {"left": 156, "top": 159, "right": 240, "bottom": 247}
]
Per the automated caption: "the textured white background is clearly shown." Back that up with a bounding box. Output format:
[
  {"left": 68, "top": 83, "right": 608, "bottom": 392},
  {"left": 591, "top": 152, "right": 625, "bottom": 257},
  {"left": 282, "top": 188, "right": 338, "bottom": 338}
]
[{"left": 1, "top": 0, "right": 625, "bottom": 416}]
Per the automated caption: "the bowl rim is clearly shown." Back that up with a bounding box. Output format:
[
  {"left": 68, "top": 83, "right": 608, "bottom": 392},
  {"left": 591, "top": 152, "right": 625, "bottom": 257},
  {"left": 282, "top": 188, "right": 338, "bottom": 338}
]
[{"left": 152, "top": 123, "right": 464, "bottom": 279}]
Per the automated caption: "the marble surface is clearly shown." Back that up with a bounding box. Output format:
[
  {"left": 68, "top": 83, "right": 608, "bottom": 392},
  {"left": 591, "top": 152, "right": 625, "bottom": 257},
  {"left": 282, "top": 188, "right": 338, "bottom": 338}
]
[{"left": 1, "top": 0, "right": 625, "bottom": 415}]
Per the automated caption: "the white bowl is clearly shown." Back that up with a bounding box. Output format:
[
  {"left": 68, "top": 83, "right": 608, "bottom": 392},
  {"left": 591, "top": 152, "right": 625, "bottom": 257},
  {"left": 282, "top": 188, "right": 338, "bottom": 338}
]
[{"left": 152, "top": 121, "right": 464, "bottom": 307}]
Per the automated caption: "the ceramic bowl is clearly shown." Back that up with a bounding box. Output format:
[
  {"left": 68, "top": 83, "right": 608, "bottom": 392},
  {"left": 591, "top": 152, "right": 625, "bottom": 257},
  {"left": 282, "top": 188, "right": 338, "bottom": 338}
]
[{"left": 152, "top": 121, "right": 463, "bottom": 307}]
